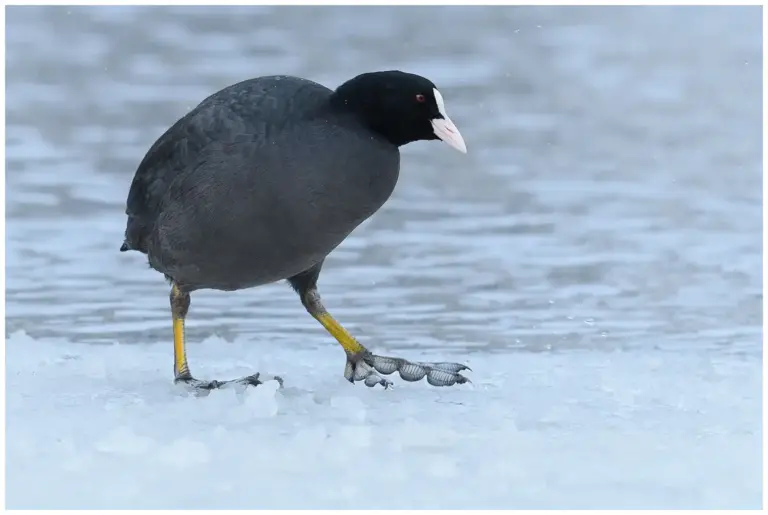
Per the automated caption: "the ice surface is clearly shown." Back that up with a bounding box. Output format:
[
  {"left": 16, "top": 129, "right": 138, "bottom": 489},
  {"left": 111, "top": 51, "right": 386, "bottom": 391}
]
[{"left": 5, "top": 331, "right": 760, "bottom": 509}]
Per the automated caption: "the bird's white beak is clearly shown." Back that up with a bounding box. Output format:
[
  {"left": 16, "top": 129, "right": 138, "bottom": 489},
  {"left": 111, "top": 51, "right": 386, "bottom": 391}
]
[
  {"left": 431, "top": 116, "right": 467, "bottom": 154},
  {"left": 430, "top": 88, "right": 467, "bottom": 153}
]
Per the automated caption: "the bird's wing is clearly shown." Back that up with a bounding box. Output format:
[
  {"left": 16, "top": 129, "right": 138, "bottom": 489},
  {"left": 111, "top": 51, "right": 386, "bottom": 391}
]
[{"left": 122, "top": 76, "right": 331, "bottom": 252}]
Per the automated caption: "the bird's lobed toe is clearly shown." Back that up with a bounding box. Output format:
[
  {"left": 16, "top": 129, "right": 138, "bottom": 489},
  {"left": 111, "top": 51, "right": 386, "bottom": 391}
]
[{"left": 344, "top": 352, "right": 469, "bottom": 388}]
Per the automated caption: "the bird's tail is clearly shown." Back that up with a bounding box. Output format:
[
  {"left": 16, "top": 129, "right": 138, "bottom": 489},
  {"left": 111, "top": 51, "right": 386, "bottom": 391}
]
[{"left": 120, "top": 215, "right": 148, "bottom": 253}]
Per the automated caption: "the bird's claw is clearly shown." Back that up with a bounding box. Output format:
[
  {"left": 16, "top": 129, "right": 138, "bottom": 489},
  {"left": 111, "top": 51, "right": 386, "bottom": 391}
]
[
  {"left": 344, "top": 359, "right": 394, "bottom": 389},
  {"left": 345, "top": 352, "right": 469, "bottom": 388},
  {"left": 175, "top": 373, "right": 284, "bottom": 396}
]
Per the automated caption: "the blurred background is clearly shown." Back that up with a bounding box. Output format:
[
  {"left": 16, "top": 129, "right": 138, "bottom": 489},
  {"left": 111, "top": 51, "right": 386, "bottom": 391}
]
[{"left": 6, "top": 5, "right": 761, "bottom": 355}]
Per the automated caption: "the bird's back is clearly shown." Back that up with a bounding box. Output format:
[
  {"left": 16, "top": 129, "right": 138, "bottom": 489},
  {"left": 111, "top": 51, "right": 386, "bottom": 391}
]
[{"left": 122, "top": 75, "right": 333, "bottom": 253}]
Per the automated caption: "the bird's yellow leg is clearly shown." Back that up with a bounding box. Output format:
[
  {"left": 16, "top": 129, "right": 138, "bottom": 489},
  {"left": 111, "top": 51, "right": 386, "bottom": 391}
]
[
  {"left": 169, "top": 283, "right": 282, "bottom": 393},
  {"left": 300, "top": 288, "right": 470, "bottom": 388},
  {"left": 170, "top": 284, "right": 192, "bottom": 379},
  {"left": 308, "top": 306, "right": 367, "bottom": 357}
]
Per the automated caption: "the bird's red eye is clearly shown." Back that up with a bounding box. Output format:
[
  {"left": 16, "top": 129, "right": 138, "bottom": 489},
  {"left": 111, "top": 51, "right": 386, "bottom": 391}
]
[{"left": 415, "top": 94, "right": 426, "bottom": 103}]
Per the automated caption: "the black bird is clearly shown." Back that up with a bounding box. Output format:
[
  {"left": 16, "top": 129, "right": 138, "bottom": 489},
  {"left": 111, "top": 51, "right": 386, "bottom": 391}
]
[{"left": 121, "top": 70, "right": 469, "bottom": 392}]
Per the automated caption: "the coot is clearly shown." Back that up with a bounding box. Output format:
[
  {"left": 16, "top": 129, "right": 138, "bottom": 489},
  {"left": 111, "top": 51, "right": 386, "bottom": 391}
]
[{"left": 121, "top": 70, "right": 469, "bottom": 392}]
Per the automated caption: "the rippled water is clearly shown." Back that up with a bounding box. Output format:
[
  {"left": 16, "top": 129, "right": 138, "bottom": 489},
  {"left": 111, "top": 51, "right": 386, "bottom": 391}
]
[{"left": 5, "top": 6, "right": 763, "bottom": 509}]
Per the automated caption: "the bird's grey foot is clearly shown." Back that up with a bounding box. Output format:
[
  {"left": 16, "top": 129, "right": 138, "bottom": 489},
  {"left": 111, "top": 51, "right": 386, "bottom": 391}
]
[
  {"left": 174, "top": 373, "right": 284, "bottom": 396},
  {"left": 344, "top": 352, "right": 470, "bottom": 388}
]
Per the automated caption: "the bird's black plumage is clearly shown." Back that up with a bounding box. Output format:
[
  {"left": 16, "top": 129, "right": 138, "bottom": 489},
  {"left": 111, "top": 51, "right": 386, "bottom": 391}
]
[{"left": 121, "top": 70, "right": 470, "bottom": 390}]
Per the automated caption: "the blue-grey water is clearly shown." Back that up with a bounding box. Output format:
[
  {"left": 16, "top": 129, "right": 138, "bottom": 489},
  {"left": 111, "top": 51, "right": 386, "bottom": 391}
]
[{"left": 5, "top": 5, "right": 762, "bottom": 510}]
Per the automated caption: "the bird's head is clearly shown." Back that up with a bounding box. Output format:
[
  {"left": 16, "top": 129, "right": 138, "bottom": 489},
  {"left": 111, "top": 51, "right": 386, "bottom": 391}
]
[{"left": 331, "top": 70, "right": 467, "bottom": 153}]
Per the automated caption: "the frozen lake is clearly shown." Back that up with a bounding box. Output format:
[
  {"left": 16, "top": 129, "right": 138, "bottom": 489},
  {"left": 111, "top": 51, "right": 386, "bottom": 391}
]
[{"left": 5, "top": 5, "right": 762, "bottom": 509}]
